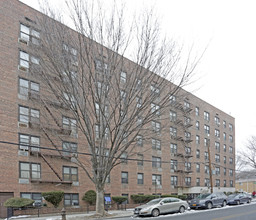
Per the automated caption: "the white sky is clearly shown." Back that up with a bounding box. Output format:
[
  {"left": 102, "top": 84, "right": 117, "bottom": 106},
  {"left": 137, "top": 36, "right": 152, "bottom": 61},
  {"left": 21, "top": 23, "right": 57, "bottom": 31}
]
[{"left": 20, "top": 0, "right": 256, "bottom": 153}]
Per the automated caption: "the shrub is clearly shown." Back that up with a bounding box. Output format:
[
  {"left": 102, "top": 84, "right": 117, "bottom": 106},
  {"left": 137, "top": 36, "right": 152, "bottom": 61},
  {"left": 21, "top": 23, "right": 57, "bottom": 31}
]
[
  {"left": 82, "top": 190, "right": 96, "bottom": 205},
  {"left": 112, "top": 196, "right": 128, "bottom": 204},
  {"left": 4, "top": 197, "right": 34, "bottom": 208},
  {"left": 131, "top": 195, "right": 156, "bottom": 204},
  {"left": 42, "top": 191, "right": 64, "bottom": 208}
]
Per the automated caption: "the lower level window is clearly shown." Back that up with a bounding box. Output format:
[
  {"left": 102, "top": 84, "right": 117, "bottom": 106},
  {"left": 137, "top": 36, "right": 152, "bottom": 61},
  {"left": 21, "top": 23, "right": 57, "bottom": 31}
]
[
  {"left": 21, "top": 192, "right": 42, "bottom": 204},
  {"left": 64, "top": 193, "right": 79, "bottom": 206}
]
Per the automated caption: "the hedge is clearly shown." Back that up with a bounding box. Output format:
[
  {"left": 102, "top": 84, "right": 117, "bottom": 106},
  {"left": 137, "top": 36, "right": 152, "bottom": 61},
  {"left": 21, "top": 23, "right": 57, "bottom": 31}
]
[
  {"left": 4, "top": 197, "right": 34, "bottom": 208},
  {"left": 82, "top": 190, "right": 96, "bottom": 205},
  {"left": 112, "top": 196, "right": 128, "bottom": 204},
  {"left": 131, "top": 194, "right": 187, "bottom": 203},
  {"left": 42, "top": 191, "right": 64, "bottom": 208}
]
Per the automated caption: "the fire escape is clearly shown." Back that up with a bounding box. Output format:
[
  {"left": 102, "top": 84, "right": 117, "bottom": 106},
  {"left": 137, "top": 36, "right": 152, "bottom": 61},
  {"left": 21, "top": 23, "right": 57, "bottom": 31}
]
[{"left": 170, "top": 98, "right": 193, "bottom": 189}]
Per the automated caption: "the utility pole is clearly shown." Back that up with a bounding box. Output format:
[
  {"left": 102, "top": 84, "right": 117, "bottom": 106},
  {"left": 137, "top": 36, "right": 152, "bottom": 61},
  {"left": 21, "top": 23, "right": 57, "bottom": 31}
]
[{"left": 207, "top": 139, "right": 213, "bottom": 193}]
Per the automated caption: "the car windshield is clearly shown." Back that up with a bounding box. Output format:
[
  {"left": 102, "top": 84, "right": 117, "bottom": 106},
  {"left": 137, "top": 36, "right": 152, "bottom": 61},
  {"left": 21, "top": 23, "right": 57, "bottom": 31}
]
[
  {"left": 197, "top": 194, "right": 211, "bottom": 199},
  {"left": 146, "top": 199, "right": 162, "bottom": 205},
  {"left": 228, "top": 194, "right": 238, "bottom": 198}
]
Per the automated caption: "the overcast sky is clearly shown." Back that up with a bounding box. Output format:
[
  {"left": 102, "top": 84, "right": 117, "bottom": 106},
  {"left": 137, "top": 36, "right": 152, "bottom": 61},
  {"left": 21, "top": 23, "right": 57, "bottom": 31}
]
[{"left": 20, "top": 0, "right": 256, "bottom": 153}]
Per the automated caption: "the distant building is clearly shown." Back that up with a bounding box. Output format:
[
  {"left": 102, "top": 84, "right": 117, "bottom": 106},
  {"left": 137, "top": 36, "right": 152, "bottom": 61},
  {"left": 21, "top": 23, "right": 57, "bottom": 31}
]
[
  {"left": 236, "top": 171, "right": 256, "bottom": 193},
  {"left": 0, "top": 0, "right": 235, "bottom": 218}
]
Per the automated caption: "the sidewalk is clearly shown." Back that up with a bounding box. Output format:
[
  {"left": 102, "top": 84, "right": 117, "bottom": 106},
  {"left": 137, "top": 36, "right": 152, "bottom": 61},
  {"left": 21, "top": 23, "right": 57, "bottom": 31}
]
[{"left": 3, "top": 209, "right": 134, "bottom": 220}]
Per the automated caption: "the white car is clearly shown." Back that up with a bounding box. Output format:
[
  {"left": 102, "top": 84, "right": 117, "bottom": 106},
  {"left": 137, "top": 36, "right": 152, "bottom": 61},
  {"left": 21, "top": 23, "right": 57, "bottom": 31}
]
[{"left": 134, "top": 197, "right": 189, "bottom": 217}]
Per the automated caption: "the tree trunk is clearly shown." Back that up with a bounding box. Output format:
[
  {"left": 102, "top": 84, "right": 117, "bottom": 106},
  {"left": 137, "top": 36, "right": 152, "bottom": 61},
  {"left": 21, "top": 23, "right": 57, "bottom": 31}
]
[{"left": 96, "top": 187, "right": 105, "bottom": 216}]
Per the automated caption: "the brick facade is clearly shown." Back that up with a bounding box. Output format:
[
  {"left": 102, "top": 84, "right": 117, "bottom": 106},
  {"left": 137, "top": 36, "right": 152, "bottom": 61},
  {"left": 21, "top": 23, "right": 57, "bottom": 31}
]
[{"left": 0, "top": 0, "right": 235, "bottom": 218}]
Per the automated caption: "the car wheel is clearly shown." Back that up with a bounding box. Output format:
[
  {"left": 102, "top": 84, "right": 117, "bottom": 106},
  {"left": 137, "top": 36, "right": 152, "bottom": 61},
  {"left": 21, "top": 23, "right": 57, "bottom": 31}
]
[
  {"left": 222, "top": 200, "right": 227, "bottom": 207},
  {"left": 207, "top": 202, "right": 213, "bottom": 209},
  {"left": 248, "top": 199, "right": 251, "bottom": 204},
  {"left": 236, "top": 200, "right": 240, "bottom": 205},
  {"left": 152, "top": 208, "right": 160, "bottom": 217},
  {"left": 179, "top": 206, "right": 185, "bottom": 213}
]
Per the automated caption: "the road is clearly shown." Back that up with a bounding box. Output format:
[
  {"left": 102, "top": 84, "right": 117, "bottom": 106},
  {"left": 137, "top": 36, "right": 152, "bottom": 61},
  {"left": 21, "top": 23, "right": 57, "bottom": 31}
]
[{"left": 109, "top": 203, "right": 256, "bottom": 220}]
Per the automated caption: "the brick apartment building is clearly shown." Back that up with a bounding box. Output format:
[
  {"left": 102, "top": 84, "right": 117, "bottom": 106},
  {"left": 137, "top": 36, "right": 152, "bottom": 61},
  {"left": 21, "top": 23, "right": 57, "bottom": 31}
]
[{"left": 0, "top": 0, "right": 235, "bottom": 218}]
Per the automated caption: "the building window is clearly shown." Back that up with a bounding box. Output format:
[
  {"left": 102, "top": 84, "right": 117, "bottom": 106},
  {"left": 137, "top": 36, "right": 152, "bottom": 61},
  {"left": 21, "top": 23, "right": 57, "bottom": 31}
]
[
  {"left": 204, "top": 111, "right": 210, "bottom": 121},
  {"left": 229, "top": 146, "right": 233, "bottom": 154},
  {"left": 152, "top": 174, "right": 162, "bottom": 185},
  {"left": 63, "top": 116, "right": 77, "bottom": 134},
  {"left": 215, "top": 142, "right": 220, "bottom": 153},
  {"left": 152, "top": 157, "right": 161, "bottom": 168},
  {"left": 205, "top": 165, "right": 209, "bottom": 174},
  {"left": 229, "top": 124, "right": 233, "bottom": 131},
  {"left": 204, "top": 125, "right": 210, "bottom": 136},
  {"left": 151, "top": 103, "right": 160, "bottom": 116},
  {"left": 223, "top": 132, "right": 226, "bottom": 141},
  {"left": 196, "top": 178, "right": 200, "bottom": 186},
  {"left": 215, "top": 116, "right": 220, "bottom": 126},
  {"left": 137, "top": 154, "right": 143, "bottom": 166},
  {"left": 170, "top": 143, "right": 177, "bottom": 154},
  {"left": 204, "top": 152, "right": 209, "bottom": 160},
  {"left": 120, "top": 152, "right": 128, "bottom": 164},
  {"left": 196, "top": 121, "right": 200, "bottom": 130},
  {"left": 224, "top": 180, "right": 227, "bottom": 187},
  {"left": 120, "top": 90, "right": 127, "bottom": 102},
  {"left": 184, "top": 101, "right": 190, "bottom": 110},
  {"left": 19, "top": 106, "right": 39, "bottom": 124},
  {"left": 19, "top": 51, "right": 39, "bottom": 70},
  {"left": 185, "top": 162, "right": 191, "bottom": 171},
  {"left": 215, "top": 154, "right": 220, "bottom": 163},
  {"left": 64, "top": 193, "right": 79, "bottom": 206},
  {"left": 151, "top": 85, "right": 160, "bottom": 96},
  {"left": 215, "top": 129, "right": 220, "bottom": 138},
  {"left": 170, "top": 95, "right": 176, "bottom": 104},
  {"left": 224, "top": 168, "right": 226, "bottom": 176},
  {"left": 95, "top": 124, "right": 100, "bottom": 139},
  {"left": 19, "top": 162, "right": 41, "bottom": 179},
  {"left": 171, "top": 176, "right": 178, "bottom": 186},
  {"left": 185, "top": 132, "right": 191, "bottom": 140},
  {"left": 229, "top": 157, "right": 233, "bottom": 164},
  {"left": 20, "top": 23, "right": 40, "bottom": 45},
  {"left": 224, "top": 144, "right": 227, "bottom": 152},
  {"left": 216, "top": 179, "right": 220, "bottom": 187},
  {"left": 229, "top": 169, "right": 233, "bottom": 177},
  {"left": 185, "top": 146, "right": 191, "bottom": 155},
  {"left": 230, "top": 180, "right": 233, "bottom": 187},
  {"left": 152, "top": 139, "right": 161, "bottom": 150},
  {"left": 137, "top": 135, "right": 143, "bottom": 146},
  {"left": 170, "top": 160, "right": 177, "bottom": 170},
  {"left": 170, "top": 126, "right": 177, "bottom": 137},
  {"left": 120, "top": 71, "right": 127, "bottom": 84},
  {"left": 223, "top": 120, "right": 226, "bottom": 128},
  {"left": 152, "top": 121, "right": 161, "bottom": 133},
  {"left": 170, "top": 111, "right": 177, "bottom": 122},
  {"left": 63, "top": 166, "right": 78, "bottom": 181},
  {"left": 205, "top": 178, "right": 210, "bottom": 187},
  {"left": 224, "top": 156, "right": 226, "bottom": 164},
  {"left": 215, "top": 167, "right": 220, "bottom": 175},
  {"left": 196, "top": 135, "right": 200, "bottom": 144},
  {"left": 136, "top": 96, "right": 142, "bottom": 108},
  {"left": 121, "top": 172, "right": 128, "bottom": 184},
  {"left": 62, "top": 142, "right": 77, "bottom": 156},
  {"left": 195, "top": 107, "right": 199, "bottom": 116},
  {"left": 185, "top": 177, "right": 191, "bottom": 186},
  {"left": 19, "top": 78, "right": 40, "bottom": 97},
  {"left": 21, "top": 193, "right": 42, "bottom": 204},
  {"left": 137, "top": 173, "right": 144, "bottom": 185},
  {"left": 19, "top": 134, "right": 40, "bottom": 151},
  {"left": 196, "top": 163, "right": 200, "bottom": 172},
  {"left": 229, "top": 135, "right": 233, "bottom": 143},
  {"left": 204, "top": 138, "right": 209, "bottom": 147},
  {"left": 196, "top": 149, "right": 200, "bottom": 158}
]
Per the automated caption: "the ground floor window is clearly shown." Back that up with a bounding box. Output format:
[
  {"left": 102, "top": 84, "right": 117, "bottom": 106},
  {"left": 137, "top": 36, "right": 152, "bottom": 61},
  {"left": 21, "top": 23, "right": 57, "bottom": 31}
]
[
  {"left": 21, "top": 192, "right": 42, "bottom": 204},
  {"left": 64, "top": 193, "right": 79, "bottom": 206}
]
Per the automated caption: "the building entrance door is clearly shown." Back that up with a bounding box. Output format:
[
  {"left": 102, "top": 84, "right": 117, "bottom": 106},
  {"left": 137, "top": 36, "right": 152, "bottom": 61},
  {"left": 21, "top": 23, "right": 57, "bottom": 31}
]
[{"left": 0, "top": 192, "right": 14, "bottom": 218}]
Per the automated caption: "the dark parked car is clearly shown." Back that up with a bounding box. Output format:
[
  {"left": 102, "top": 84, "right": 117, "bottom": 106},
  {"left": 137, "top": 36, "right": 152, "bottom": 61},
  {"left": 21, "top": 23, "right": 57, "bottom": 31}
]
[
  {"left": 227, "top": 193, "right": 252, "bottom": 205},
  {"left": 190, "top": 192, "right": 227, "bottom": 209},
  {"left": 134, "top": 197, "right": 189, "bottom": 217}
]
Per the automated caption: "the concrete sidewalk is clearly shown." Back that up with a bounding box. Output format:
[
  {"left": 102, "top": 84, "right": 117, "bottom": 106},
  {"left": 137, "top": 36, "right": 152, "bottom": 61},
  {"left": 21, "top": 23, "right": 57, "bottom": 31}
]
[{"left": 4, "top": 209, "right": 134, "bottom": 220}]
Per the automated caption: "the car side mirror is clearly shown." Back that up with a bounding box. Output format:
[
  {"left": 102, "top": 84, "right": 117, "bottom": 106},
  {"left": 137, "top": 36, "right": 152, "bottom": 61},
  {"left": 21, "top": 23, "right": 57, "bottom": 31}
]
[{"left": 160, "top": 202, "right": 163, "bottom": 205}]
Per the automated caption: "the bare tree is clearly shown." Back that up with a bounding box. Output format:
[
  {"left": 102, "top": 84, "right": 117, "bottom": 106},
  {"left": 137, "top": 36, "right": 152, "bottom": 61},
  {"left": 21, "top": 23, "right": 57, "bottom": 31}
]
[
  {"left": 29, "top": 0, "right": 200, "bottom": 216},
  {"left": 239, "top": 136, "right": 256, "bottom": 169}
]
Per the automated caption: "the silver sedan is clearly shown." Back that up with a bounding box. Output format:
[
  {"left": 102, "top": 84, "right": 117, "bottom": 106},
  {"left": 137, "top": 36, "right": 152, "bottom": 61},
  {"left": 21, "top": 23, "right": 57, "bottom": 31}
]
[{"left": 134, "top": 197, "right": 189, "bottom": 217}]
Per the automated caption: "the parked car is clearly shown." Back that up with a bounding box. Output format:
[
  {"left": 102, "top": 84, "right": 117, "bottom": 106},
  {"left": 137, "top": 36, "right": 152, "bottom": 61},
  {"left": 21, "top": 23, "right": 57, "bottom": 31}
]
[
  {"left": 134, "top": 197, "right": 189, "bottom": 217},
  {"left": 227, "top": 193, "right": 252, "bottom": 205},
  {"left": 190, "top": 192, "right": 227, "bottom": 209}
]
